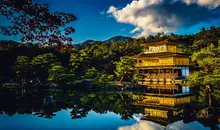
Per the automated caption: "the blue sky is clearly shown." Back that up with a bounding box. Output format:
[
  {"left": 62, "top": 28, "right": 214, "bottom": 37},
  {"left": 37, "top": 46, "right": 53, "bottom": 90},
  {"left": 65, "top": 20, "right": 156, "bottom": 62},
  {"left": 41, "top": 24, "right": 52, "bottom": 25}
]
[
  {"left": 1, "top": 0, "right": 220, "bottom": 43},
  {"left": 46, "top": 0, "right": 134, "bottom": 43}
]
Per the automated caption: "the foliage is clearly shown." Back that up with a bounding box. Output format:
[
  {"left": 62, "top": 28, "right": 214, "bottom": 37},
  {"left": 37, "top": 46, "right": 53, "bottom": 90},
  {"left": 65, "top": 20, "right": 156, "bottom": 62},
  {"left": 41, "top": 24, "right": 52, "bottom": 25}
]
[
  {"left": 82, "top": 67, "right": 98, "bottom": 79},
  {"left": 193, "top": 26, "right": 220, "bottom": 50},
  {"left": 1, "top": 38, "right": 142, "bottom": 85},
  {"left": 177, "top": 44, "right": 194, "bottom": 54},
  {"left": 186, "top": 26, "right": 220, "bottom": 105},
  {"left": 13, "top": 56, "right": 32, "bottom": 82},
  {"left": 187, "top": 44, "right": 220, "bottom": 101},
  {"left": 48, "top": 64, "right": 74, "bottom": 84},
  {"left": 32, "top": 53, "right": 58, "bottom": 81},
  {"left": 70, "top": 50, "right": 82, "bottom": 72},
  {"left": 9, "top": 53, "right": 74, "bottom": 85},
  {"left": 114, "top": 56, "right": 135, "bottom": 83},
  {"left": 70, "top": 47, "right": 92, "bottom": 72},
  {"left": 133, "top": 73, "right": 145, "bottom": 83},
  {"left": 70, "top": 40, "right": 142, "bottom": 79},
  {"left": 32, "top": 53, "right": 58, "bottom": 67},
  {"left": 0, "top": 0, "right": 76, "bottom": 45},
  {"left": 98, "top": 73, "right": 114, "bottom": 83}
]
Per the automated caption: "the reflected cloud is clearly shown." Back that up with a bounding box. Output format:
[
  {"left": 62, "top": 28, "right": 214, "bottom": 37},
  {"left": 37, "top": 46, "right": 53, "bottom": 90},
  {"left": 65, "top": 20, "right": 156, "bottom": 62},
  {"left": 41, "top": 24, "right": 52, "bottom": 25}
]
[
  {"left": 166, "top": 120, "right": 209, "bottom": 130},
  {"left": 118, "top": 120, "right": 164, "bottom": 130},
  {"left": 118, "top": 118, "right": 210, "bottom": 130}
]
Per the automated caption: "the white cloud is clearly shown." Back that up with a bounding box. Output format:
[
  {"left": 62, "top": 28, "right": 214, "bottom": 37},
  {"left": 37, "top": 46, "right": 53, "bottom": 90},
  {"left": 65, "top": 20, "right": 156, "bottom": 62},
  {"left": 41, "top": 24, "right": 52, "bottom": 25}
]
[
  {"left": 107, "top": 0, "right": 220, "bottom": 37},
  {"left": 181, "top": 0, "right": 220, "bottom": 9},
  {"left": 107, "top": 6, "right": 117, "bottom": 13},
  {"left": 131, "top": 27, "right": 141, "bottom": 33},
  {"left": 107, "top": 0, "right": 181, "bottom": 37}
]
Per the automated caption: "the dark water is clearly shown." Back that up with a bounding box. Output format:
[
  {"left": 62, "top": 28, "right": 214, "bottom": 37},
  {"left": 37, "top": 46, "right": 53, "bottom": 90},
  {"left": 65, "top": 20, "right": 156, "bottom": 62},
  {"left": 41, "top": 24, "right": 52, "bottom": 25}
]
[{"left": 0, "top": 89, "right": 218, "bottom": 130}]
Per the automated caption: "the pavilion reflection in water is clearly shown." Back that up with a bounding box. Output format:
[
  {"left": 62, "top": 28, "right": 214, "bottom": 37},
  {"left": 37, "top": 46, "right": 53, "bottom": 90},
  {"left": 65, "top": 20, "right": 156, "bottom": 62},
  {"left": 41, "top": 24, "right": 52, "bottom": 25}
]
[{"left": 131, "top": 40, "right": 193, "bottom": 126}]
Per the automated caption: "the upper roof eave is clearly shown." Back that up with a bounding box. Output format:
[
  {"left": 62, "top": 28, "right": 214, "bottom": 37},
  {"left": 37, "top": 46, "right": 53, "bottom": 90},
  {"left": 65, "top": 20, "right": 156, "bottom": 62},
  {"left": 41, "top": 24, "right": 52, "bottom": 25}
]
[
  {"left": 132, "top": 52, "right": 190, "bottom": 59},
  {"left": 140, "top": 39, "right": 187, "bottom": 46}
]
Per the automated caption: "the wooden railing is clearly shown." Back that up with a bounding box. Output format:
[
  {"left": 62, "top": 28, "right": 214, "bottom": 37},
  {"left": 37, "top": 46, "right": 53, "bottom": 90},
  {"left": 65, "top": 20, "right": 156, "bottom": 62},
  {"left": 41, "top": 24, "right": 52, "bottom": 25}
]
[
  {"left": 143, "top": 73, "right": 178, "bottom": 79},
  {"left": 136, "top": 61, "right": 189, "bottom": 67},
  {"left": 142, "top": 84, "right": 179, "bottom": 90}
]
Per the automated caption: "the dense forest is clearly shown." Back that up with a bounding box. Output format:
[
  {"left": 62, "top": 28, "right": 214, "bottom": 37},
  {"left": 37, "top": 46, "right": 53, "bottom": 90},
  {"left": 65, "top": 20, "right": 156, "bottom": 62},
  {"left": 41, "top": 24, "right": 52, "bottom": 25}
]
[
  {"left": 0, "top": 27, "right": 219, "bottom": 88},
  {"left": 0, "top": 38, "right": 142, "bottom": 86}
]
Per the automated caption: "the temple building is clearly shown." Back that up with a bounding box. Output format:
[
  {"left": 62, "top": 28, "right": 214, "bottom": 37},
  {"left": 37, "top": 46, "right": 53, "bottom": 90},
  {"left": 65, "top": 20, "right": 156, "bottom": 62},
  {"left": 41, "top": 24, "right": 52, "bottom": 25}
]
[
  {"left": 133, "top": 39, "right": 190, "bottom": 94},
  {"left": 132, "top": 39, "right": 191, "bottom": 107}
]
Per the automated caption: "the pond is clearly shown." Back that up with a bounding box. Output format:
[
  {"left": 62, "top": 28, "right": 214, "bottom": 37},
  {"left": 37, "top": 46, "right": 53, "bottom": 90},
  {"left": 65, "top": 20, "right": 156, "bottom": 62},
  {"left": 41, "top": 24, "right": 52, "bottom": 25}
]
[{"left": 0, "top": 90, "right": 218, "bottom": 130}]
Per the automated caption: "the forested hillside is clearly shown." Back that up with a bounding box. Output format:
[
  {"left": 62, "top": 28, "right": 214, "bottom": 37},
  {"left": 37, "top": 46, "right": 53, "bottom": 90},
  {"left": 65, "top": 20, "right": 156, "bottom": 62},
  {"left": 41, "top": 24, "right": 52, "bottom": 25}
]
[{"left": 0, "top": 27, "right": 220, "bottom": 93}]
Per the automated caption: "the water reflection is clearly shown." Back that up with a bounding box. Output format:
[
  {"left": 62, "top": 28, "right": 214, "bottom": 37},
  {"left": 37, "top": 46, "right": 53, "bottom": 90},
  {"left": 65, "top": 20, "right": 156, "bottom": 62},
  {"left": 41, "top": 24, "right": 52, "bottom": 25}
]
[
  {"left": 118, "top": 120, "right": 164, "bottom": 130},
  {"left": 166, "top": 120, "right": 210, "bottom": 130},
  {"left": 119, "top": 120, "right": 211, "bottom": 130},
  {"left": 0, "top": 90, "right": 140, "bottom": 120},
  {"left": 0, "top": 89, "right": 219, "bottom": 130}
]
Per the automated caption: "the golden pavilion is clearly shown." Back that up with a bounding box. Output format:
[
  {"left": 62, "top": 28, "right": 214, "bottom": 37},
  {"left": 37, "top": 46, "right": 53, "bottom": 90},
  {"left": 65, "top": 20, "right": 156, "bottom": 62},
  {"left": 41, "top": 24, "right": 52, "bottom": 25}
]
[{"left": 132, "top": 39, "right": 191, "bottom": 107}]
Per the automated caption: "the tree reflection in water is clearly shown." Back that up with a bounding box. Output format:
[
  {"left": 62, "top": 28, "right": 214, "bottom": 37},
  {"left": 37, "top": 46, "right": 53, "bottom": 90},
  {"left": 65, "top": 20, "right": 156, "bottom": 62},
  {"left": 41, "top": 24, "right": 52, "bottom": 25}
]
[
  {"left": 0, "top": 90, "right": 140, "bottom": 120},
  {"left": 0, "top": 89, "right": 219, "bottom": 129}
]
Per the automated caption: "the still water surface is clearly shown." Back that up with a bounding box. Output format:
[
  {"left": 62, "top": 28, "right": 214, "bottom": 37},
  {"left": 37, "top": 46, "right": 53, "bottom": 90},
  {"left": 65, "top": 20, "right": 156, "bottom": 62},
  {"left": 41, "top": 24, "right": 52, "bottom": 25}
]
[
  {"left": 0, "top": 90, "right": 217, "bottom": 130},
  {"left": 0, "top": 110, "right": 210, "bottom": 130}
]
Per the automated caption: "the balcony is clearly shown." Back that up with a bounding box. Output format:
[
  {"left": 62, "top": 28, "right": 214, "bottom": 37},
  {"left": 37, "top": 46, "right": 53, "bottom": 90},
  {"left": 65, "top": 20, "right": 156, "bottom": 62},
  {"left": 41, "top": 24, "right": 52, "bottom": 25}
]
[
  {"left": 135, "top": 61, "right": 189, "bottom": 67},
  {"left": 143, "top": 73, "right": 179, "bottom": 79}
]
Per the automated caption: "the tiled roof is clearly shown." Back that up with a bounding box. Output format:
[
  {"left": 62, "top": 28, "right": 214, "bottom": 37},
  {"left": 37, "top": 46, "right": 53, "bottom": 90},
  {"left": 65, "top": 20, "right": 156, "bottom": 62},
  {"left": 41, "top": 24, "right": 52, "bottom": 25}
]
[
  {"left": 133, "top": 52, "right": 190, "bottom": 58},
  {"left": 140, "top": 39, "right": 187, "bottom": 46}
]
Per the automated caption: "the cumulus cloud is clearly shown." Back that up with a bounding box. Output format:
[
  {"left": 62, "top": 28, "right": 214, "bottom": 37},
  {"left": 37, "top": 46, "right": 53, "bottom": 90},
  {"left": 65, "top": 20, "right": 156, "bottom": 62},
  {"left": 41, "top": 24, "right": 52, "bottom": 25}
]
[
  {"left": 107, "top": 0, "right": 220, "bottom": 37},
  {"left": 181, "top": 0, "right": 220, "bottom": 9}
]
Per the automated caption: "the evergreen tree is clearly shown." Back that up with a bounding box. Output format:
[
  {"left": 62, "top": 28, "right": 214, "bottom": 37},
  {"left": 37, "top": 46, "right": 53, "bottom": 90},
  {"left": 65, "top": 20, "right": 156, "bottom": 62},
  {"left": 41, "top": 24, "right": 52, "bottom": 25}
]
[
  {"left": 114, "top": 56, "right": 135, "bottom": 84},
  {"left": 13, "top": 56, "right": 32, "bottom": 83},
  {"left": 48, "top": 64, "right": 74, "bottom": 85},
  {"left": 187, "top": 27, "right": 220, "bottom": 107},
  {"left": 32, "top": 53, "right": 58, "bottom": 82}
]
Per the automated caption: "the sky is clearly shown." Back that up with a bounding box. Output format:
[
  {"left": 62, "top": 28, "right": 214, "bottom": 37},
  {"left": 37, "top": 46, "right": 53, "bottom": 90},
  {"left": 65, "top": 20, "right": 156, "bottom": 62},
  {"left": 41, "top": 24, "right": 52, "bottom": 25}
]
[{"left": 1, "top": 0, "right": 220, "bottom": 43}]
